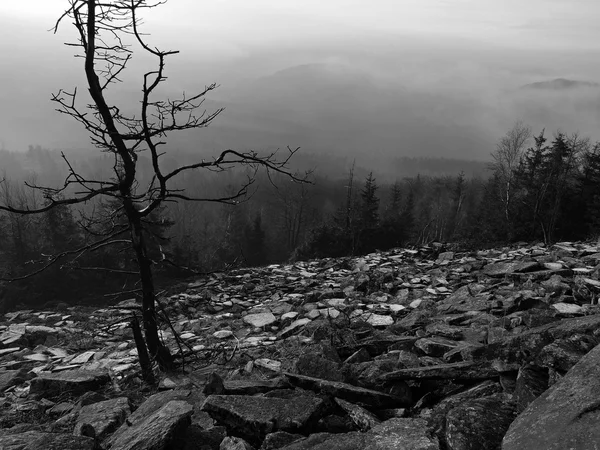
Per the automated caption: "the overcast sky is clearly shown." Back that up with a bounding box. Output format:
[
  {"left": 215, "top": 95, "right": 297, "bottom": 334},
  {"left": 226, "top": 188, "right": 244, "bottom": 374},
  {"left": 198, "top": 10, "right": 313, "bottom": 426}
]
[
  {"left": 3, "top": 0, "right": 600, "bottom": 53},
  {"left": 1, "top": 0, "right": 599, "bottom": 156}
]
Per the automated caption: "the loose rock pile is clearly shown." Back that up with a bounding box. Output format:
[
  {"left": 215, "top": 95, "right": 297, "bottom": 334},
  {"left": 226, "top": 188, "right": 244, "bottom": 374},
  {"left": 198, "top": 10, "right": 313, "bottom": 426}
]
[{"left": 1, "top": 241, "right": 600, "bottom": 449}]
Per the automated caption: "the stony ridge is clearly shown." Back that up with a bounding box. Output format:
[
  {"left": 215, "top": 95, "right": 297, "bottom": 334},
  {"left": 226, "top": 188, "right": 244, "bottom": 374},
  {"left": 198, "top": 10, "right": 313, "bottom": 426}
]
[{"left": 1, "top": 241, "right": 600, "bottom": 449}]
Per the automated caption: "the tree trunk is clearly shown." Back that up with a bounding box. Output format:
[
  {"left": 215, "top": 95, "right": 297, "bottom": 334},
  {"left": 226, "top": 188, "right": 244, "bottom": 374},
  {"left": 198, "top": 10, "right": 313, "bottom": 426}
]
[
  {"left": 131, "top": 315, "right": 156, "bottom": 385},
  {"left": 129, "top": 212, "right": 173, "bottom": 371}
]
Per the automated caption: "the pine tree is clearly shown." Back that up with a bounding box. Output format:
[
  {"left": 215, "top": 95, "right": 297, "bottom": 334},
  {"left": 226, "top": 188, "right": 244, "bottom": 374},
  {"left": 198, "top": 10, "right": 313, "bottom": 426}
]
[
  {"left": 400, "top": 186, "right": 415, "bottom": 243},
  {"left": 379, "top": 181, "right": 405, "bottom": 249},
  {"left": 360, "top": 172, "right": 380, "bottom": 230}
]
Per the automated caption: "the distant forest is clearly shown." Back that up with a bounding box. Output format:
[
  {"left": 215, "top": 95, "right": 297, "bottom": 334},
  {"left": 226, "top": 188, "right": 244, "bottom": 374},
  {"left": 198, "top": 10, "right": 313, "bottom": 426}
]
[{"left": 0, "top": 125, "right": 598, "bottom": 310}]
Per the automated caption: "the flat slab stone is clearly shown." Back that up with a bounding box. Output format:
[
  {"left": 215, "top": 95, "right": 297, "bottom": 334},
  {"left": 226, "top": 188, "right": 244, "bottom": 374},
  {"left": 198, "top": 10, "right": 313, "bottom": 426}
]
[
  {"left": 284, "top": 372, "right": 411, "bottom": 408},
  {"left": 243, "top": 312, "right": 277, "bottom": 328},
  {"left": 364, "top": 314, "right": 394, "bottom": 327},
  {"left": 0, "top": 324, "right": 26, "bottom": 346},
  {"left": 279, "top": 318, "right": 311, "bottom": 338},
  {"left": 380, "top": 361, "right": 497, "bottom": 382},
  {"left": 29, "top": 369, "right": 110, "bottom": 397},
  {"left": 202, "top": 394, "right": 325, "bottom": 442},
  {"left": 483, "top": 261, "right": 540, "bottom": 277},
  {"left": 106, "top": 400, "right": 193, "bottom": 450},
  {"left": 0, "top": 369, "right": 28, "bottom": 391},
  {"left": 223, "top": 378, "right": 289, "bottom": 395},
  {"left": 0, "top": 431, "right": 95, "bottom": 449},
  {"left": 415, "top": 337, "right": 460, "bottom": 357},
  {"left": 551, "top": 303, "right": 583, "bottom": 315},
  {"left": 279, "top": 418, "right": 439, "bottom": 450},
  {"left": 70, "top": 351, "right": 96, "bottom": 365},
  {"left": 503, "top": 342, "right": 600, "bottom": 450},
  {"left": 125, "top": 389, "right": 213, "bottom": 429},
  {"left": 0, "top": 347, "right": 20, "bottom": 357}
]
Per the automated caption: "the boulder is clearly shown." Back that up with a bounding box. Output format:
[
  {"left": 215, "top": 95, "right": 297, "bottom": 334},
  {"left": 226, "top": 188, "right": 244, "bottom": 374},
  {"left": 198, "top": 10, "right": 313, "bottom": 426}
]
[
  {"left": 503, "top": 343, "right": 600, "bottom": 450},
  {"left": 106, "top": 400, "right": 193, "bottom": 450},
  {"left": 202, "top": 394, "right": 326, "bottom": 443},
  {"left": 74, "top": 396, "right": 131, "bottom": 441},
  {"left": 445, "top": 395, "right": 516, "bottom": 450},
  {"left": 513, "top": 364, "right": 548, "bottom": 413},
  {"left": 295, "top": 352, "right": 343, "bottom": 381},
  {"left": 127, "top": 389, "right": 213, "bottom": 429}
]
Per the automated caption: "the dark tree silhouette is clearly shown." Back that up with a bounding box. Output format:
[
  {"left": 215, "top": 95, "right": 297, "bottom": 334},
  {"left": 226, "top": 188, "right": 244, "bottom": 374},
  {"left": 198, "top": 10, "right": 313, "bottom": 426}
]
[{"left": 0, "top": 0, "right": 303, "bottom": 371}]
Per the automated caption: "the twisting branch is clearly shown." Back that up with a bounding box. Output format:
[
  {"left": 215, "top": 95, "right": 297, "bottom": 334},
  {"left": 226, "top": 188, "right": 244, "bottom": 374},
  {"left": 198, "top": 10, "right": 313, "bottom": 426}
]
[
  {"left": 0, "top": 228, "right": 130, "bottom": 282},
  {"left": 0, "top": 0, "right": 307, "bottom": 375}
]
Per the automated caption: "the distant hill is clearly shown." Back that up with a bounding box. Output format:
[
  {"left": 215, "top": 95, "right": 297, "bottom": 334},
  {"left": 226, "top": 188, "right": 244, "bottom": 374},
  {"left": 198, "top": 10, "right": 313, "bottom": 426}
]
[
  {"left": 521, "top": 78, "right": 600, "bottom": 90},
  {"left": 184, "top": 62, "right": 496, "bottom": 163}
]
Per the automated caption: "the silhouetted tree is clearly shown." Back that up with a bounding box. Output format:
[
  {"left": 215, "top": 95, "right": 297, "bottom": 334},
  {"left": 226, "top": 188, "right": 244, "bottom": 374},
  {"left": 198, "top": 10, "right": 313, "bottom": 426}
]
[{"left": 0, "top": 0, "right": 303, "bottom": 371}]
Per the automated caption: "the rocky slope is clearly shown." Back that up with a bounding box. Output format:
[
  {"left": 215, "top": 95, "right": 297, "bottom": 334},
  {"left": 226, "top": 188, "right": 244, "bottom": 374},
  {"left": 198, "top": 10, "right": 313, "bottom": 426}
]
[{"left": 1, "top": 241, "right": 600, "bottom": 449}]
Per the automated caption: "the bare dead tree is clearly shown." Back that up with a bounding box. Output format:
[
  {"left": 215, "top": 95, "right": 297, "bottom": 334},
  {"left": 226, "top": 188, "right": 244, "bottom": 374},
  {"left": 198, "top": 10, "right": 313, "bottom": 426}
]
[
  {"left": 0, "top": 0, "right": 304, "bottom": 371},
  {"left": 490, "top": 121, "right": 532, "bottom": 239}
]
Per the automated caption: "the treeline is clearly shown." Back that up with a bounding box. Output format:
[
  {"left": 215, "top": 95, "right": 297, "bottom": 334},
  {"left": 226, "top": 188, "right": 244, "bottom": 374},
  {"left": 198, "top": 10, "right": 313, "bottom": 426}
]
[
  {"left": 0, "top": 125, "right": 599, "bottom": 310},
  {"left": 296, "top": 124, "right": 600, "bottom": 258}
]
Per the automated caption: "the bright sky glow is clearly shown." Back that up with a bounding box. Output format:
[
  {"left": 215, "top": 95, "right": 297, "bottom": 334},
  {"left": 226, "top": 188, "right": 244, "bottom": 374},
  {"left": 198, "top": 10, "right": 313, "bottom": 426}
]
[{"left": 2, "top": 0, "right": 599, "bottom": 51}]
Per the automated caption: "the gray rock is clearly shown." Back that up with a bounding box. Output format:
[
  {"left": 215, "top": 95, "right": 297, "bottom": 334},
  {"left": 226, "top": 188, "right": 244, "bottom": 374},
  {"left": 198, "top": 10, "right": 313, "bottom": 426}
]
[
  {"left": 243, "top": 313, "right": 277, "bottom": 328},
  {"left": 202, "top": 394, "right": 325, "bottom": 443},
  {"left": 222, "top": 378, "right": 289, "bottom": 396},
  {"left": 437, "top": 251, "right": 455, "bottom": 262},
  {"left": 541, "top": 274, "right": 569, "bottom": 293},
  {"left": 415, "top": 337, "right": 461, "bottom": 357},
  {"left": 422, "top": 380, "right": 502, "bottom": 443},
  {"left": 74, "top": 396, "right": 131, "bottom": 441},
  {"left": 502, "top": 342, "right": 600, "bottom": 450},
  {"left": 365, "top": 314, "right": 394, "bottom": 327},
  {"left": 334, "top": 397, "right": 381, "bottom": 431},
  {"left": 0, "top": 431, "right": 95, "bottom": 449},
  {"left": 127, "top": 389, "right": 213, "bottom": 429},
  {"left": 29, "top": 369, "right": 110, "bottom": 398},
  {"left": 0, "top": 368, "right": 28, "bottom": 392},
  {"left": 445, "top": 395, "right": 516, "bottom": 450},
  {"left": 295, "top": 352, "right": 343, "bottom": 381},
  {"left": 487, "top": 314, "right": 600, "bottom": 365},
  {"left": 483, "top": 261, "right": 540, "bottom": 277},
  {"left": 175, "top": 424, "right": 226, "bottom": 450},
  {"left": 204, "top": 372, "right": 226, "bottom": 395},
  {"left": 551, "top": 303, "right": 583, "bottom": 316},
  {"left": 220, "top": 436, "right": 255, "bottom": 450},
  {"left": 106, "top": 400, "right": 193, "bottom": 450},
  {"left": 279, "top": 418, "right": 439, "bottom": 450},
  {"left": 284, "top": 372, "right": 411, "bottom": 408},
  {"left": 514, "top": 364, "right": 549, "bottom": 413},
  {"left": 381, "top": 361, "right": 497, "bottom": 382},
  {"left": 278, "top": 319, "right": 311, "bottom": 338},
  {"left": 260, "top": 431, "right": 304, "bottom": 450},
  {"left": 538, "top": 336, "right": 599, "bottom": 373}
]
